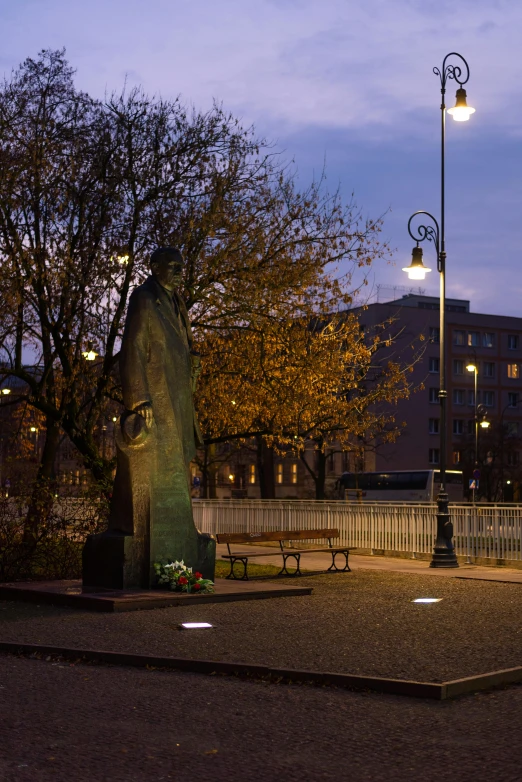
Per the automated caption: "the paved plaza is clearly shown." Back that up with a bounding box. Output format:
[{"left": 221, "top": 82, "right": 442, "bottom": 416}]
[{"left": 1, "top": 554, "right": 522, "bottom": 780}]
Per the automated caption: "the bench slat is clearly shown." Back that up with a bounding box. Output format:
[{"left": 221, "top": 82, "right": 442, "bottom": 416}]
[
  {"left": 221, "top": 546, "right": 356, "bottom": 559},
  {"left": 217, "top": 529, "right": 340, "bottom": 544}
]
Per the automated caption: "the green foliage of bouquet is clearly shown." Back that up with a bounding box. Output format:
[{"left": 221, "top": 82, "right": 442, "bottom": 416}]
[{"left": 153, "top": 560, "right": 214, "bottom": 593}]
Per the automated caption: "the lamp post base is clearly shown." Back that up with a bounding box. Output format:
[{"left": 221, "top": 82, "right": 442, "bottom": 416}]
[
  {"left": 429, "top": 549, "right": 459, "bottom": 568},
  {"left": 429, "top": 492, "right": 459, "bottom": 569}
]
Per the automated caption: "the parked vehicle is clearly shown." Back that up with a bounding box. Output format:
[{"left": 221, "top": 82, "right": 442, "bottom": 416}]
[{"left": 338, "top": 470, "right": 464, "bottom": 502}]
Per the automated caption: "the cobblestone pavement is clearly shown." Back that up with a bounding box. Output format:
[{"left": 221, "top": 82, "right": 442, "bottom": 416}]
[
  {"left": 2, "top": 569, "right": 522, "bottom": 682},
  {"left": 1, "top": 655, "right": 522, "bottom": 782}
]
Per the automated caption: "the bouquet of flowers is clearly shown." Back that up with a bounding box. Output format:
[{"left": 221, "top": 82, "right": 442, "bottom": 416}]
[{"left": 153, "top": 560, "right": 214, "bottom": 594}]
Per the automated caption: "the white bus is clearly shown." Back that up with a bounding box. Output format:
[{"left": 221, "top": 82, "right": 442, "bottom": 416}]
[{"left": 338, "top": 470, "right": 464, "bottom": 502}]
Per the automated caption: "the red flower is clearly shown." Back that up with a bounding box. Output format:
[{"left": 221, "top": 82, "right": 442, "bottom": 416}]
[
  {"left": 178, "top": 576, "right": 188, "bottom": 585},
  {"left": 194, "top": 572, "right": 203, "bottom": 579},
  {"left": 192, "top": 583, "right": 201, "bottom": 591}
]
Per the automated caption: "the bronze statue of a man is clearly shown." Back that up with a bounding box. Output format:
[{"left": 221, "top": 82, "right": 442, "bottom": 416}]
[{"left": 83, "top": 247, "right": 215, "bottom": 590}]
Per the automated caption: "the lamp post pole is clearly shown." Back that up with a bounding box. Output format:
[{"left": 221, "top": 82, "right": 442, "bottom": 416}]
[{"left": 403, "top": 53, "right": 474, "bottom": 568}]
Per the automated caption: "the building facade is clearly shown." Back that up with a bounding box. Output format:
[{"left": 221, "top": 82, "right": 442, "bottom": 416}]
[{"left": 357, "top": 294, "right": 522, "bottom": 499}]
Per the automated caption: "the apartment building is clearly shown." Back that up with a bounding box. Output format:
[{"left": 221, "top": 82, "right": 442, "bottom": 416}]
[{"left": 357, "top": 294, "right": 522, "bottom": 495}]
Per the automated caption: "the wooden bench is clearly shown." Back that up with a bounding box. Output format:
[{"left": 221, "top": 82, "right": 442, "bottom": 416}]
[{"left": 216, "top": 529, "right": 356, "bottom": 580}]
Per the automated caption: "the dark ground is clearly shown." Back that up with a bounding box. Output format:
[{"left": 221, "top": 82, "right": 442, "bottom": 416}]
[
  {"left": 1, "top": 569, "right": 522, "bottom": 681},
  {"left": 1, "top": 655, "right": 522, "bottom": 782},
  {"left": 2, "top": 568, "right": 522, "bottom": 782}
]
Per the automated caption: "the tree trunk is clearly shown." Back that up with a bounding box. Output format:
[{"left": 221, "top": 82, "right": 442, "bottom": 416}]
[
  {"left": 23, "top": 419, "right": 61, "bottom": 545},
  {"left": 201, "top": 443, "right": 217, "bottom": 499},
  {"left": 315, "top": 449, "right": 327, "bottom": 500},
  {"left": 257, "top": 436, "right": 275, "bottom": 499}
]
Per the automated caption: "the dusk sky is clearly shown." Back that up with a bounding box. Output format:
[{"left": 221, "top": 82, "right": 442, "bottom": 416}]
[{"left": 3, "top": 0, "right": 521, "bottom": 315}]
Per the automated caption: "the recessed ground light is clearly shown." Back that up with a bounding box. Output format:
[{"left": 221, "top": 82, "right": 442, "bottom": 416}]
[
  {"left": 179, "top": 622, "right": 213, "bottom": 629},
  {"left": 412, "top": 598, "right": 442, "bottom": 604}
]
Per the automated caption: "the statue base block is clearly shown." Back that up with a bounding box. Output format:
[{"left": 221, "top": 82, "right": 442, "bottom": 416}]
[{"left": 82, "top": 530, "right": 216, "bottom": 591}]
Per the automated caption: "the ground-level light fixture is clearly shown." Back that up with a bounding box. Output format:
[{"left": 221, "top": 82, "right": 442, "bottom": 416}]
[
  {"left": 411, "top": 598, "right": 442, "bottom": 604},
  {"left": 402, "top": 245, "right": 432, "bottom": 281},
  {"left": 229, "top": 474, "right": 234, "bottom": 482},
  {"left": 112, "top": 416, "right": 118, "bottom": 422},
  {"left": 447, "top": 88, "right": 475, "bottom": 122},
  {"left": 82, "top": 341, "right": 98, "bottom": 361},
  {"left": 179, "top": 622, "right": 213, "bottom": 629},
  {"left": 30, "top": 427, "right": 38, "bottom": 433}
]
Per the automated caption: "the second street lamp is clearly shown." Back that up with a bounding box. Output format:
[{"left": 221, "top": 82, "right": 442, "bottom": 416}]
[
  {"left": 466, "top": 362, "right": 490, "bottom": 502},
  {"left": 403, "top": 52, "right": 474, "bottom": 568}
]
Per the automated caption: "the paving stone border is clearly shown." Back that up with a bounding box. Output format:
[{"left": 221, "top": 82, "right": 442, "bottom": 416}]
[{"left": 1, "top": 640, "right": 521, "bottom": 701}]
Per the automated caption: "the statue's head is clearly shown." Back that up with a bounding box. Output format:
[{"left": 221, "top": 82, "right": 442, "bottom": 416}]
[{"left": 150, "top": 246, "right": 184, "bottom": 291}]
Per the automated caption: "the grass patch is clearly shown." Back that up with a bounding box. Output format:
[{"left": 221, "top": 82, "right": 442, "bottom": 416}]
[{"left": 215, "top": 559, "right": 310, "bottom": 579}]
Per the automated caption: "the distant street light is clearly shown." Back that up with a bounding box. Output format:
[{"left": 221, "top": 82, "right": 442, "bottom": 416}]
[
  {"left": 404, "top": 52, "right": 474, "bottom": 569},
  {"left": 1, "top": 388, "right": 11, "bottom": 395},
  {"left": 82, "top": 341, "right": 99, "bottom": 361}
]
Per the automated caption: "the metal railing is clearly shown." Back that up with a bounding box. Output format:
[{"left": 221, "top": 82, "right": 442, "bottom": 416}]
[{"left": 193, "top": 500, "right": 522, "bottom": 563}]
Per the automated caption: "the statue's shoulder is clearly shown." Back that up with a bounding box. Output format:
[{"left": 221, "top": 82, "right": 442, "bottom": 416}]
[{"left": 128, "top": 278, "right": 158, "bottom": 309}]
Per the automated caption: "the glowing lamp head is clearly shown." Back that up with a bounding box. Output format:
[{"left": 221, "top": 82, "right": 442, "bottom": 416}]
[
  {"left": 466, "top": 364, "right": 477, "bottom": 373},
  {"left": 82, "top": 342, "right": 98, "bottom": 361},
  {"left": 480, "top": 420, "right": 490, "bottom": 429},
  {"left": 447, "top": 88, "right": 475, "bottom": 122},
  {"left": 402, "top": 245, "right": 432, "bottom": 281},
  {"left": 1, "top": 388, "right": 11, "bottom": 395}
]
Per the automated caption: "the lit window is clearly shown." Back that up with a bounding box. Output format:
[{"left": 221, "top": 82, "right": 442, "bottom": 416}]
[
  {"left": 429, "top": 448, "right": 440, "bottom": 465},
  {"left": 291, "top": 463, "right": 298, "bottom": 484},
  {"left": 467, "top": 332, "right": 479, "bottom": 347},
  {"left": 453, "top": 450, "right": 462, "bottom": 465},
  {"left": 508, "top": 364, "right": 520, "bottom": 379},
  {"left": 276, "top": 464, "right": 283, "bottom": 484},
  {"left": 249, "top": 464, "right": 256, "bottom": 484},
  {"left": 429, "top": 357, "right": 440, "bottom": 373}
]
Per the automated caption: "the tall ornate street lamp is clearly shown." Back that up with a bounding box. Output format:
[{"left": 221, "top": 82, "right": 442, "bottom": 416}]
[{"left": 402, "top": 52, "right": 475, "bottom": 568}]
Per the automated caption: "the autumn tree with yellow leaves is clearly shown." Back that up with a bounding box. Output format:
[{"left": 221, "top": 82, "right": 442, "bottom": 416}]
[{"left": 0, "top": 49, "right": 420, "bottom": 501}]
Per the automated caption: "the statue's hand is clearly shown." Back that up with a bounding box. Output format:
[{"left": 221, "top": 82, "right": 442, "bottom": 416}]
[{"left": 134, "top": 402, "right": 153, "bottom": 429}]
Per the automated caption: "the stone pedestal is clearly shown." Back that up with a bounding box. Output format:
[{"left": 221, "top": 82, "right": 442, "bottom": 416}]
[{"left": 82, "top": 413, "right": 215, "bottom": 592}]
